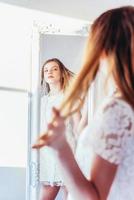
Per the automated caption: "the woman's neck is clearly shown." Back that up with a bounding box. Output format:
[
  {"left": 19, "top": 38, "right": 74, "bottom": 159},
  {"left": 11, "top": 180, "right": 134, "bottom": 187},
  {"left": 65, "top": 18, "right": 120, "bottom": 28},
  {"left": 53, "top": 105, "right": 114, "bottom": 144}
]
[{"left": 49, "top": 83, "right": 62, "bottom": 96}]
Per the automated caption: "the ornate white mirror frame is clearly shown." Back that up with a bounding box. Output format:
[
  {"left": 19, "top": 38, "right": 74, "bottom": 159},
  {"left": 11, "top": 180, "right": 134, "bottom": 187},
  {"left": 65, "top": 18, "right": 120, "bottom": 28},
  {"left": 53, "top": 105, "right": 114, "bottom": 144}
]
[{"left": 29, "top": 17, "right": 90, "bottom": 200}]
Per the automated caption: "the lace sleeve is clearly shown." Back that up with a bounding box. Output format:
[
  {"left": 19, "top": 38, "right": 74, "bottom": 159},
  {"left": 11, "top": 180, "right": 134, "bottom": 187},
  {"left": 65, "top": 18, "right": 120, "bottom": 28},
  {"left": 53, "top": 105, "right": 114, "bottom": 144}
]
[{"left": 92, "top": 99, "right": 133, "bottom": 164}]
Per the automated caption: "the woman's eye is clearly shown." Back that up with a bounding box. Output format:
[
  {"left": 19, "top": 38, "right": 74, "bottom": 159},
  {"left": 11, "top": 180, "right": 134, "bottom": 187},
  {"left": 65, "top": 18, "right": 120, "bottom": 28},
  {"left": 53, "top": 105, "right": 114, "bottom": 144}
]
[
  {"left": 54, "top": 68, "right": 57, "bottom": 71},
  {"left": 44, "top": 70, "right": 48, "bottom": 72}
]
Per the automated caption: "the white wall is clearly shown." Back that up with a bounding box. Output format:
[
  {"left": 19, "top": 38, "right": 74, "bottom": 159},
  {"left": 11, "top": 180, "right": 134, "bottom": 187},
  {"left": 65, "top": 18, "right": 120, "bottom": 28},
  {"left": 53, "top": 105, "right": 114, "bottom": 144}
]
[{"left": 0, "top": 0, "right": 134, "bottom": 21}]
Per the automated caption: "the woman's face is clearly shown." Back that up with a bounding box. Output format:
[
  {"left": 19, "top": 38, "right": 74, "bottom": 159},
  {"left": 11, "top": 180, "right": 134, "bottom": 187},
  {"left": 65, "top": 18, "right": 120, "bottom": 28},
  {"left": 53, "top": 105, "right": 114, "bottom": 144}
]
[{"left": 43, "top": 61, "right": 61, "bottom": 85}]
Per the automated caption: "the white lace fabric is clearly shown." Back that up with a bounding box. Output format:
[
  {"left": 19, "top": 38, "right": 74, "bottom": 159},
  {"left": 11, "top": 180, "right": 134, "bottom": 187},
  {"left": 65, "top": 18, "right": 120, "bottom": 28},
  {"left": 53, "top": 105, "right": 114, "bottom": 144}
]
[
  {"left": 92, "top": 98, "right": 134, "bottom": 164},
  {"left": 76, "top": 97, "right": 134, "bottom": 200},
  {"left": 40, "top": 93, "right": 76, "bottom": 186}
]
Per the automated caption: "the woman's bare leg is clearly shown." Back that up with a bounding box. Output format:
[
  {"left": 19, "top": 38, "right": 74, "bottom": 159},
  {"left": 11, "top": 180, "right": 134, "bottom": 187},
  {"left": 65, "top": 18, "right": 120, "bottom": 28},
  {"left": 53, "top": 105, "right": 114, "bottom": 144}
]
[{"left": 40, "top": 185, "right": 60, "bottom": 200}]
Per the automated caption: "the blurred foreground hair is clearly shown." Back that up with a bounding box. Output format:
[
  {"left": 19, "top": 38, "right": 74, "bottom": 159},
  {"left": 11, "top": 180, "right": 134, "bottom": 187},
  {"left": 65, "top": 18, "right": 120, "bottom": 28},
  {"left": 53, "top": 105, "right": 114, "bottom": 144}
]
[{"left": 60, "top": 6, "right": 134, "bottom": 118}]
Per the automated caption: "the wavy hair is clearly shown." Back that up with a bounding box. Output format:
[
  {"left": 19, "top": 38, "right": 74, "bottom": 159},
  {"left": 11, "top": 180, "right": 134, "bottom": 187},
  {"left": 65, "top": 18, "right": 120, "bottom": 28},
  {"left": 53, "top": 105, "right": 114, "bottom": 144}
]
[
  {"left": 41, "top": 58, "right": 74, "bottom": 95},
  {"left": 60, "top": 6, "right": 134, "bottom": 118}
]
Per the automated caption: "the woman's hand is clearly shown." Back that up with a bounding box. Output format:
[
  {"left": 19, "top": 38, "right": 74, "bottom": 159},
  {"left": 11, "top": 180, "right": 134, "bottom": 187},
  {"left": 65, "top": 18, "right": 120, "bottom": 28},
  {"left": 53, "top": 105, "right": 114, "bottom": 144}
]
[{"left": 32, "top": 107, "right": 67, "bottom": 151}]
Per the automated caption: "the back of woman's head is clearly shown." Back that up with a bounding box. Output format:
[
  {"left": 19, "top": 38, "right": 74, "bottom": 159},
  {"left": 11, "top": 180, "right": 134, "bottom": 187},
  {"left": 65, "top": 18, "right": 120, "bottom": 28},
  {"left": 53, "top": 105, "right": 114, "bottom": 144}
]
[
  {"left": 60, "top": 6, "right": 134, "bottom": 118},
  {"left": 91, "top": 6, "right": 134, "bottom": 103}
]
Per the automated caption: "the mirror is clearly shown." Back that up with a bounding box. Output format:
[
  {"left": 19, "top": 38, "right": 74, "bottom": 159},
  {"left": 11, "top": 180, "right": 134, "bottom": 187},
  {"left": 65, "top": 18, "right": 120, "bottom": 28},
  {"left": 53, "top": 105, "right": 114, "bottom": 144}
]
[
  {"left": 30, "top": 18, "right": 89, "bottom": 200},
  {"left": 40, "top": 34, "right": 87, "bottom": 74}
]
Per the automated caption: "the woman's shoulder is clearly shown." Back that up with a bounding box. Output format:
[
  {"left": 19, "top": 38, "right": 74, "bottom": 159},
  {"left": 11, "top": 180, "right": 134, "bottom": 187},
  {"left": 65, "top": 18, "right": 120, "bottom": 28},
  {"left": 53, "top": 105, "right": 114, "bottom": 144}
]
[
  {"left": 40, "top": 94, "right": 48, "bottom": 105},
  {"left": 96, "top": 97, "right": 134, "bottom": 135},
  {"left": 100, "top": 96, "right": 134, "bottom": 115},
  {"left": 82, "top": 97, "right": 134, "bottom": 164}
]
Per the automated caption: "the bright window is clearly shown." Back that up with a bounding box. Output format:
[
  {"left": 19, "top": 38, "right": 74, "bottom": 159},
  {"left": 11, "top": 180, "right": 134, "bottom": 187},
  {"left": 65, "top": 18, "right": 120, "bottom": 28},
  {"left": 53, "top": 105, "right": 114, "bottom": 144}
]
[{"left": 0, "top": 89, "right": 29, "bottom": 167}]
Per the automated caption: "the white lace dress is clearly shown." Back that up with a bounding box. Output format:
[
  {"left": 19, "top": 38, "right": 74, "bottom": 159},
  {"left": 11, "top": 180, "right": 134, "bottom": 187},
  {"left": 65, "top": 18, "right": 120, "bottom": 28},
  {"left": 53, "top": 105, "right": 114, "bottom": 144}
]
[
  {"left": 40, "top": 92, "right": 76, "bottom": 186},
  {"left": 73, "top": 96, "right": 134, "bottom": 200}
]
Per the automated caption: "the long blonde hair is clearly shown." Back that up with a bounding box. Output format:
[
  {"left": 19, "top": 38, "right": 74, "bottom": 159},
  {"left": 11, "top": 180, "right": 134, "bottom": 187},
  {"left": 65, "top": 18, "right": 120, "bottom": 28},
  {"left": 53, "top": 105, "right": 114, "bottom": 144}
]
[
  {"left": 41, "top": 58, "right": 74, "bottom": 95},
  {"left": 60, "top": 6, "right": 134, "bottom": 118}
]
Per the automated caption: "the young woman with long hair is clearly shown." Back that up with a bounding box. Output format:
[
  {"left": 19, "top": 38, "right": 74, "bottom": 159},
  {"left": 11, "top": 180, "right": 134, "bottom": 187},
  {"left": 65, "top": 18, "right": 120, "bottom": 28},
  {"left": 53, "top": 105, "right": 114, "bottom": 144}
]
[
  {"left": 39, "top": 58, "right": 81, "bottom": 200},
  {"left": 34, "top": 6, "right": 134, "bottom": 200}
]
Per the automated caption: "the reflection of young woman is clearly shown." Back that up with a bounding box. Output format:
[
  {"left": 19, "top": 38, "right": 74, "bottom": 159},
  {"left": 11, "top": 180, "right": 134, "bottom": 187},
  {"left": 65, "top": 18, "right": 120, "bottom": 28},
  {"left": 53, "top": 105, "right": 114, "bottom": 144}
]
[
  {"left": 39, "top": 58, "right": 81, "bottom": 200},
  {"left": 34, "top": 6, "right": 134, "bottom": 200}
]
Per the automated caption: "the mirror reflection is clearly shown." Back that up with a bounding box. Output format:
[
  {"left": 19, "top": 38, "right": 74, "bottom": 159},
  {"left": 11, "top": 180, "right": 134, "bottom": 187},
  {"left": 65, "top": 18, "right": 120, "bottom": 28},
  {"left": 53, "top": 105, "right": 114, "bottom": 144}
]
[{"left": 38, "top": 34, "right": 88, "bottom": 200}]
